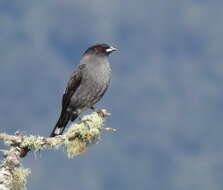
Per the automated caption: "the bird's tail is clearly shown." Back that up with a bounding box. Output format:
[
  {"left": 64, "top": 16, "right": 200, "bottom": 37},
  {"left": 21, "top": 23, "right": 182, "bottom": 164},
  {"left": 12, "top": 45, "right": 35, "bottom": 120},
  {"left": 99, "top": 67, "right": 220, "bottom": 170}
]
[{"left": 50, "top": 112, "right": 70, "bottom": 137}]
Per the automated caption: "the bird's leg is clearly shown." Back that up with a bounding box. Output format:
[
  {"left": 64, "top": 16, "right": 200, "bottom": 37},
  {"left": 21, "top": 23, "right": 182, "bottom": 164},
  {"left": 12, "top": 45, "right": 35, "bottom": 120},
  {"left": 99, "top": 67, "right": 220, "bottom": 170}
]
[
  {"left": 77, "top": 116, "right": 82, "bottom": 122},
  {"left": 82, "top": 119, "right": 91, "bottom": 130},
  {"left": 91, "top": 106, "right": 107, "bottom": 116},
  {"left": 90, "top": 106, "right": 96, "bottom": 111},
  {"left": 90, "top": 106, "right": 100, "bottom": 112},
  {"left": 70, "top": 110, "right": 81, "bottom": 122},
  {"left": 71, "top": 110, "right": 88, "bottom": 128}
]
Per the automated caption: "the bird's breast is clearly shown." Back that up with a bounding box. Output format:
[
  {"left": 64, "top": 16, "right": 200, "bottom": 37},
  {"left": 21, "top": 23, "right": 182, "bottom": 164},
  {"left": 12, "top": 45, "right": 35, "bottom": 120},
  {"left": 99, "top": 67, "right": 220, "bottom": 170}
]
[
  {"left": 84, "top": 61, "right": 111, "bottom": 85},
  {"left": 69, "top": 61, "right": 111, "bottom": 111}
]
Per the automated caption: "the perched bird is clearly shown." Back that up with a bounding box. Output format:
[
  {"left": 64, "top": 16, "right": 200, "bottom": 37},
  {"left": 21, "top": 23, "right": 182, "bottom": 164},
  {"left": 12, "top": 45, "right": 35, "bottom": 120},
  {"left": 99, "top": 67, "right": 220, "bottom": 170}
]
[{"left": 50, "top": 43, "right": 117, "bottom": 137}]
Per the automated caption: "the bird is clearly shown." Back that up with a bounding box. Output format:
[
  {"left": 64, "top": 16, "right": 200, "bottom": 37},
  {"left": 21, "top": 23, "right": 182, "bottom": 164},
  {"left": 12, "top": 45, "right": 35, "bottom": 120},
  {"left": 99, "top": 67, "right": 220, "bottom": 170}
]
[{"left": 50, "top": 43, "right": 117, "bottom": 137}]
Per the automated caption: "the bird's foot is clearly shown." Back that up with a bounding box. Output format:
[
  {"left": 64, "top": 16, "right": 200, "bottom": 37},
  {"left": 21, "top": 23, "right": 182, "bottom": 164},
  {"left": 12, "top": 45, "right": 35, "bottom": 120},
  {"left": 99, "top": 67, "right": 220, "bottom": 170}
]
[
  {"left": 78, "top": 116, "right": 82, "bottom": 122},
  {"left": 81, "top": 119, "right": 92, "bottom": 130},
  {"left": 90, "top": 106, "right": 98, "bottom": 112},
  {"left": 91, "top": 106, "right": 109, "bottom": 115},
  {"left": 96, "top": 109, "right": 111, "bottom": 117}
]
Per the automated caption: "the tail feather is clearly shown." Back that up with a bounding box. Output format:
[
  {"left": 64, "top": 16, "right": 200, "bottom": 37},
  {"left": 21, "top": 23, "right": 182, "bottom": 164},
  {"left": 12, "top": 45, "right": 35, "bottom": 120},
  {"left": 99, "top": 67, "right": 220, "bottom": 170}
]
[{"left": 50, "top": 112, "right": 70, "bottom": 137}]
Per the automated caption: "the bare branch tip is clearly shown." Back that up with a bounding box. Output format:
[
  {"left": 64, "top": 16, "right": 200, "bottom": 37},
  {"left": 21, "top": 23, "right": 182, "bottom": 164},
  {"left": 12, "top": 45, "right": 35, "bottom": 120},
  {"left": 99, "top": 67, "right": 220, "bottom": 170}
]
[{"left": 101, "top": 127, "right": 117, "bottom": 132}]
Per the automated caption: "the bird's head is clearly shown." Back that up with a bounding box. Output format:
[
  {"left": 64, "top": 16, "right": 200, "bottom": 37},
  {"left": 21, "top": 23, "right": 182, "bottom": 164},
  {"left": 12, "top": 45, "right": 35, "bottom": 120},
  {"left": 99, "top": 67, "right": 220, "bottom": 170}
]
[{"left": 83, "top": 44, "right": 117, "bottom": 56}]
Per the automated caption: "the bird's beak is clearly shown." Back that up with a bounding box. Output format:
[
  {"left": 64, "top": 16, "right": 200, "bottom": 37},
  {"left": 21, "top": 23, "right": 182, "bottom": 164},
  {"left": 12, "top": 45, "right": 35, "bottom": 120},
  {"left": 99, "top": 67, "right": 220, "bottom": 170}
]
[{"left": 106, "top": 46, "right": 117, "bottom": 53}]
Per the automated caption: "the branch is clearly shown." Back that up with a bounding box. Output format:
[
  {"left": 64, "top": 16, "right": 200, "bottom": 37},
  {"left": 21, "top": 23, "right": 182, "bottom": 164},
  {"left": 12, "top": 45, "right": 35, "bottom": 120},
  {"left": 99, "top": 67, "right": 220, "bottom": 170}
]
[{"left": 0, "top": 109, "right": 115, "bottom": 190}]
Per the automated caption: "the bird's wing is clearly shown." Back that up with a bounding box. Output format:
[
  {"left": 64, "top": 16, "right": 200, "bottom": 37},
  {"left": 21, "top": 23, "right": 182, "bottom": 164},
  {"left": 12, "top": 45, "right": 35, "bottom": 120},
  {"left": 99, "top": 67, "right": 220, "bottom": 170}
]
[{"left": 61, "top": 64, "right": 85, "bottom": 112}]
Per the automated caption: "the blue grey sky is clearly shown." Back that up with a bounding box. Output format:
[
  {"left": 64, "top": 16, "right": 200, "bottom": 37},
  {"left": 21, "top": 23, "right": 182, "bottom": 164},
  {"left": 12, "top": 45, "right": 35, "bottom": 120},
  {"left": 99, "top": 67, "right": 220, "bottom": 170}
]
[{"left": 1, "top": 1, "right": 223, "bottom": 190}]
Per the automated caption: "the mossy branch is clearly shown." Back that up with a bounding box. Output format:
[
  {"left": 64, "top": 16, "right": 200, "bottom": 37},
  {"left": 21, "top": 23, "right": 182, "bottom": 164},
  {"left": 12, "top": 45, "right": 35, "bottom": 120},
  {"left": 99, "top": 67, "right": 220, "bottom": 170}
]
[{"left": 0, "top": 109, "right": 115, "bottom": 190}]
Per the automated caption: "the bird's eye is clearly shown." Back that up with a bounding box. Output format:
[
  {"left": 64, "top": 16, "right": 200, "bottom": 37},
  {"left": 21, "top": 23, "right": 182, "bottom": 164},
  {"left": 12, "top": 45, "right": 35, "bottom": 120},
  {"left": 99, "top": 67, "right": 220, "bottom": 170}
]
[{"left": 95, "top": 47, "right": 103, "bottom": 52}]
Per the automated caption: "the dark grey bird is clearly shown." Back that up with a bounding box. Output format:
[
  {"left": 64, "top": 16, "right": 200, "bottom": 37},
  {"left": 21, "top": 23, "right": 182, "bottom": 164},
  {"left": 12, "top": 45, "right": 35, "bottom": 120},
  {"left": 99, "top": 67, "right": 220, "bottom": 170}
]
[{"left": 50, "top": 43, "right": 117, "bottom": 137}]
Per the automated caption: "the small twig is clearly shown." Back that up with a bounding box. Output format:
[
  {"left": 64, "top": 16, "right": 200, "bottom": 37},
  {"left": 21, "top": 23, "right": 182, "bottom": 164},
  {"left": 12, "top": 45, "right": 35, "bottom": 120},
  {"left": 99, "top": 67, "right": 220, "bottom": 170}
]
[{"left": 100, "top": 127, "right": 117, "bottom": 132}]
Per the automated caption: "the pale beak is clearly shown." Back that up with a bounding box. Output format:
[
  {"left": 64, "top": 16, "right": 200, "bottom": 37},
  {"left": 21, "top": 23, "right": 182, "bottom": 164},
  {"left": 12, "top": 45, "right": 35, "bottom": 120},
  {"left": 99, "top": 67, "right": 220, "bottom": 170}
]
[{"left": 106, "top": 46, "right": 117, "bottom": 53}]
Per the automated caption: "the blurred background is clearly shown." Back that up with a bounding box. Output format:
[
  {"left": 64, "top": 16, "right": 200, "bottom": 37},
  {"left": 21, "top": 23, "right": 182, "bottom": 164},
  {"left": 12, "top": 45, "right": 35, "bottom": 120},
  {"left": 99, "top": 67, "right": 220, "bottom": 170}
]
[{"left": 0, "top": 0, "right": 223, "bottom": 190}]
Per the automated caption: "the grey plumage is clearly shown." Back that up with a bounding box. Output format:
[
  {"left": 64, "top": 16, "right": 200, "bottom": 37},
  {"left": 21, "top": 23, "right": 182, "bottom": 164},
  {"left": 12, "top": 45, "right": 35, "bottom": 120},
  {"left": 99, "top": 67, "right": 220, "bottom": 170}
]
[{"left": 50, "top": 44, "right": 116, "bottom": 137}]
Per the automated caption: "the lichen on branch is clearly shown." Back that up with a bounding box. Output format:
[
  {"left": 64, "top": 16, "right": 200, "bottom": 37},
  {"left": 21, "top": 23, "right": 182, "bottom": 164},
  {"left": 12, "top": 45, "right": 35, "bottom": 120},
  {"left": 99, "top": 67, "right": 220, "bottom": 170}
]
[{"left": 0, "top": 109, "right": 115, "bottom": 190}]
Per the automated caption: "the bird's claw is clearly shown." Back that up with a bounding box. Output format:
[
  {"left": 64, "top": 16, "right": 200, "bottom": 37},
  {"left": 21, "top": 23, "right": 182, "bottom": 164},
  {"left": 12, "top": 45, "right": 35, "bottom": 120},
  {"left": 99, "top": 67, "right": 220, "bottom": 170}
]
[
  {"left": 91, "top": 107, "right": 111, "bottom": 117},
  {"left": 81, "top": 119, "right": 92, "bottom": 130},
  {"left": 96, "top": 109, "right": 111, "bottom": 117},
  {"left": 78, "top": 116, "right": 82, "bottom": 122}
]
